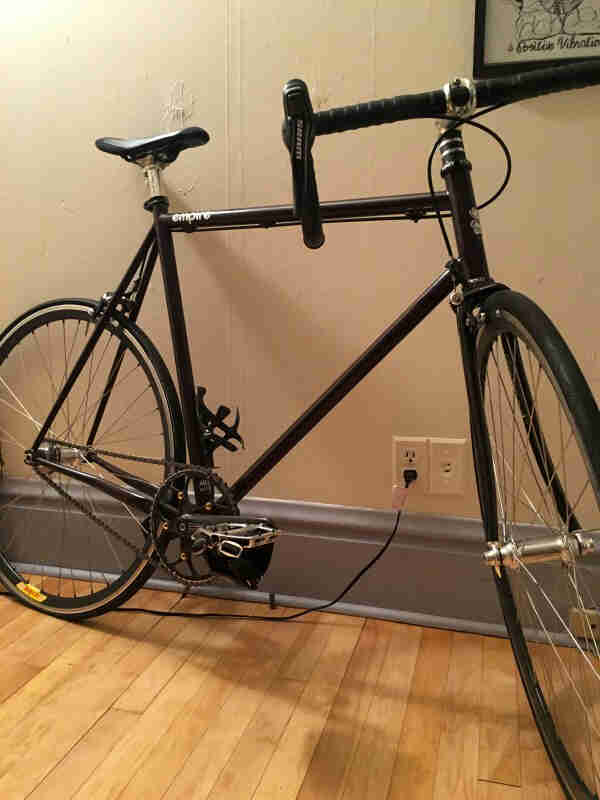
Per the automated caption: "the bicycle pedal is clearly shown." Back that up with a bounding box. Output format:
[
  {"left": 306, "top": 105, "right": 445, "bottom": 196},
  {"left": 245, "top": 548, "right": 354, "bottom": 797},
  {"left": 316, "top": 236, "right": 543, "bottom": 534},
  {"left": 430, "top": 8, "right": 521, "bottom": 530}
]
[{"left": 181, "top": 515, "right": 280, "bottom": 552}]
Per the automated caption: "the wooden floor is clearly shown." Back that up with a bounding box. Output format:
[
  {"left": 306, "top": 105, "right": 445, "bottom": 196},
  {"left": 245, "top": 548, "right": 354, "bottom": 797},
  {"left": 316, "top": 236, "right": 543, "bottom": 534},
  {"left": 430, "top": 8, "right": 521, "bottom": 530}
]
[{"left": 0, "top": 589, "right": 565, "bottom": 800}]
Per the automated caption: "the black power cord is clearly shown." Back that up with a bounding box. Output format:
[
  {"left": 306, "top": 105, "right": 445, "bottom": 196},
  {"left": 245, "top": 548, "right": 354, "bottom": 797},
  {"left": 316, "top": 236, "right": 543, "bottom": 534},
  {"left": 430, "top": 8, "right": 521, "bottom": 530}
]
[{"left": 115, "top": 471, "right": 418, "bottom": 622}]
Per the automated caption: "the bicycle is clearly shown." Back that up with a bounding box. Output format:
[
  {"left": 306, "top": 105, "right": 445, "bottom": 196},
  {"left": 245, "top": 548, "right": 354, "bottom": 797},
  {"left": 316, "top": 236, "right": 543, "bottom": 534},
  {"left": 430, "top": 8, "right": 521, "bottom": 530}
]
[{"left": 1, "top": 60, "right": 600, "bottom": 797}]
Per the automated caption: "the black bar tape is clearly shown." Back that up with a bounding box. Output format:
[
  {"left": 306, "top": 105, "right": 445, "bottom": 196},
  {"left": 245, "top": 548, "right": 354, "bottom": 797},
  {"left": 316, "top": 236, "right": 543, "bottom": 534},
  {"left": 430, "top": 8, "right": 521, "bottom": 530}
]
[
  {"left": 313, "top": 90, "right": 447, "bottom": 135},
  {"left": 475, "top": 60, "right": 600, "bottom": 107}
]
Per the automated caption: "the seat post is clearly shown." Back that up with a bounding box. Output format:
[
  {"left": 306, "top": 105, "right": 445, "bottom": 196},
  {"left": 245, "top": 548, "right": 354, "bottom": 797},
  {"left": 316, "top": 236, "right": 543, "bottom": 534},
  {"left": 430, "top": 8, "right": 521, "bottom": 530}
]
[{"left": 137, "top": 156, "right": 165, "bottom": 205}]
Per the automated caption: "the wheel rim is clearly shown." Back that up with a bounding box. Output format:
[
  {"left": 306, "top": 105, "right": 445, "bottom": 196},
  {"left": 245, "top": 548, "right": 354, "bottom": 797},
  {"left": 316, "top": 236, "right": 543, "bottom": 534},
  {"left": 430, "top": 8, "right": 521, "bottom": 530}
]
[
  {"left": 480, "top": 312, "right": 600, "bottom": 795},
  {"left": 0, "top": 304, "right": 174, "bottom": 612}
]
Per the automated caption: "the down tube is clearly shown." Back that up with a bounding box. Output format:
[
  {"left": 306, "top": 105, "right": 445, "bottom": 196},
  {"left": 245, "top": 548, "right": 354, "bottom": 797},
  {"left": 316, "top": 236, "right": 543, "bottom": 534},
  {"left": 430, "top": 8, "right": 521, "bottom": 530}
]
[{"left": 230, "top": 268, "right": 454, "bottom": 503}]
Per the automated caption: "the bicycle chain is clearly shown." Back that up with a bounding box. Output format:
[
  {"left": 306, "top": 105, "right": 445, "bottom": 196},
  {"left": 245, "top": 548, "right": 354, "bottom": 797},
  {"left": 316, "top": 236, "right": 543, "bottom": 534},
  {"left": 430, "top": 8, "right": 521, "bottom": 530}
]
[
  {"left": 32, "top": 464, "right": 147, "bottom": 559},
  {"left": 32, "top": 440, "right": 235, "bottom": 587},
  {"left": 44, "top": 437, "right": 189, "bottom": 469},
  {"left": 32, "top": 438, "right": 191, "bottom": 561}
]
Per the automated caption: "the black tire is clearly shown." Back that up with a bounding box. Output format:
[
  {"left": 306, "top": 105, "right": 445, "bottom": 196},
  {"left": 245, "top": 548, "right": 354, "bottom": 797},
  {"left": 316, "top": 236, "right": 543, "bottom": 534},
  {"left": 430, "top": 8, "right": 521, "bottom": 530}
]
[
  {"left": 0, "top": 299, "right": 185, "bottom": 619},
  {"left": 476, "top": 290, "right": 600, "bottom": 798}
]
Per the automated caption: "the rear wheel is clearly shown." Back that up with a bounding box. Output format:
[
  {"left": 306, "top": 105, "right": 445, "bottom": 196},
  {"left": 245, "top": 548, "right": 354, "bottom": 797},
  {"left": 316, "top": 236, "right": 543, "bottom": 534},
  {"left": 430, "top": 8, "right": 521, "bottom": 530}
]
[
  {"left": 476, "top": 290, "right": 600, "bottom": 798},
  {"left": 0, "top": 300, "right": 185, "bottom": 618}
]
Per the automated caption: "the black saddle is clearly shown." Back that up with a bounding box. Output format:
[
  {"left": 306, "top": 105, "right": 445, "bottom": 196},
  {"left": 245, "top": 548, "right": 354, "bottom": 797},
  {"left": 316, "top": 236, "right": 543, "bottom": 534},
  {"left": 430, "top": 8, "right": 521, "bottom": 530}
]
[{"left": 95, "top": 126, "right": 209, "bottom": 164}]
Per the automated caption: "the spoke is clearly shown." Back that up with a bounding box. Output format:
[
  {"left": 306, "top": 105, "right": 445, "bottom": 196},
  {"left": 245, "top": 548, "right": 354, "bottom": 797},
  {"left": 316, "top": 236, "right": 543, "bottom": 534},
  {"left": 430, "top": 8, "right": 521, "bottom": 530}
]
[
  {"left": 0, "top": 493, "right": 28, "bottom": 515},
  {"left": 79, "top": 338, "right": 95, "bottom": 449},
  {"left": 55, "top": 361, "right": 143, "bottom": 444},
  {"left": 0, "top": 425, "right": 29, "bottom": 452},
  {"left": 570, "top": 479, "right": 593, "bottom": 523},
  {"left": 61, "top": 320, "right": 73, "bottom": 438},
  {"left": 0, "top": 376, "right": 42, "bottom": 432},
  {"left": 484, "top": 351, "right": 507, "bottom": 530},
  {"left": 32, "top": 329, "right": 71, "bottom": 433},
  {"left": 517, "top": 556, "right": 600, "bottom": 684},
  {"left": 515, "top": 343, "right": 545, "bottom": 521},
  {"left": 490, "top": 347, "right": 558, "bottom": 526},
  {"left": 568, "top": 569, "right": 600, "bottom": 661},
  {"left": 515, "top": 344, "right": 580, "bottom": 529},
  {"left": 0, "top": 396, "right": 47, "bottom": 431},
  {"left": 55, "top": 332, "right": 116, "bottom": 441},
  {"left": 523, "top": 584, "right": 600, "bottom": 739},
  {"left": 77, "top": 449, "right": 148, "bottom": 540},
  {"left": 93, "top": 384, "right": 153, "bottom": 443},
  {"left": 558, "top": 391, "right": 570, "bottom": 525},
  {"left": 93, "top": 433, "right": 167, "bottom": 447},
  {"left": 492, "top": 438, "right": 554, "bottom": 530}
]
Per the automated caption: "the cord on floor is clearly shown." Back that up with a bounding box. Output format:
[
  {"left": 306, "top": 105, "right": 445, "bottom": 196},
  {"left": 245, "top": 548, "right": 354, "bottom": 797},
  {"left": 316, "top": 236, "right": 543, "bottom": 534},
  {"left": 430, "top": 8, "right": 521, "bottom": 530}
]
[{"left": 114, "top": 470, "right": 417, "bottom": 622}]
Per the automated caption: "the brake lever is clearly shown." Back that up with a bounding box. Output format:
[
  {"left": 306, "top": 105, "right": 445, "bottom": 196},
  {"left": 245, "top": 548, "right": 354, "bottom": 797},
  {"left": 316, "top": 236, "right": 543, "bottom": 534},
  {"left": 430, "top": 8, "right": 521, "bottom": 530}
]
[{"left": 282, "top": 79, "right": 324, "bottom": 249}]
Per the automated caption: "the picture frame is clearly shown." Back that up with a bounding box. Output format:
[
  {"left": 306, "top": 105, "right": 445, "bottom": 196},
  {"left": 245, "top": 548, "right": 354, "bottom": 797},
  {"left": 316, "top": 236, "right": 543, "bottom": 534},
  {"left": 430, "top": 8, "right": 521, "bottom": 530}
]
[{"left": 473, "top": 0, "right": 600, "bottom": 78}]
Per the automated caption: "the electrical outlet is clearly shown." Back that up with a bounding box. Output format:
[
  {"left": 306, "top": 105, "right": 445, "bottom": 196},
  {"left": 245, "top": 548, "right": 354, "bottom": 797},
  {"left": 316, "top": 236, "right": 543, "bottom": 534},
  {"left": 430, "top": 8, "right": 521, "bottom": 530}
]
[
  {"left": 392, "top": 436, "right": 429, "bottom": 495},
  {"left": 429, "top": 437, "right": 466, "bottom": 495}
]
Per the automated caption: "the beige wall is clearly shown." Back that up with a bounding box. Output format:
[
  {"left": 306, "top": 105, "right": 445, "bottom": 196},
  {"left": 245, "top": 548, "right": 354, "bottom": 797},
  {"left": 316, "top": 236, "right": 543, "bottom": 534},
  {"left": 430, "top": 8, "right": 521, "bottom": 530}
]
[{"left": 2, "top": 1, "right": 599, "bottom": 514}]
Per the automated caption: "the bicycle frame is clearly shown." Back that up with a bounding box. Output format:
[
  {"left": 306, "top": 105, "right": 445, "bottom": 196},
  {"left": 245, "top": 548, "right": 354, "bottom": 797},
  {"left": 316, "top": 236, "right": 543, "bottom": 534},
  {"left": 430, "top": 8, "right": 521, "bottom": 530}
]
[{"left": 29, "top": 127, "right": 499, "bottom": 524}]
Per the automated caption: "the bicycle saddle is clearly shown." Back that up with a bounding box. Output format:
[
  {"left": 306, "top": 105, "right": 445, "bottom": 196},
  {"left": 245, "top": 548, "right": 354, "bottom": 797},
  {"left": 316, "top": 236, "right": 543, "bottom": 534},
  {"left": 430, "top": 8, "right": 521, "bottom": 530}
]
[{"left": 95, "top": 126, "right": 210, "bottom": 164}]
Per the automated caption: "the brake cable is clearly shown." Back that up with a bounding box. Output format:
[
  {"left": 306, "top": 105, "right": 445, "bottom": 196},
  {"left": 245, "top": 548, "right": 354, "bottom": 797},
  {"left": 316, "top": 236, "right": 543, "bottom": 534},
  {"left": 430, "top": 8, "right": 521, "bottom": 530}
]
[{"left": 425, "top": 104, "right": 512, "bottom": 259}]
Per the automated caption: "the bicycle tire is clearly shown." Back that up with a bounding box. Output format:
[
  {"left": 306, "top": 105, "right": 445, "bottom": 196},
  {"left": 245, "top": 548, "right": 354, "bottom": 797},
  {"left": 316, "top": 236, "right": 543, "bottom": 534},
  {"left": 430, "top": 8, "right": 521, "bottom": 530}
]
[
  {"left": 0, "top": 299, "right": 185, "bottom": 619},
  {"left": 475, "top": 289, "right": 600, "bottom": 798}
]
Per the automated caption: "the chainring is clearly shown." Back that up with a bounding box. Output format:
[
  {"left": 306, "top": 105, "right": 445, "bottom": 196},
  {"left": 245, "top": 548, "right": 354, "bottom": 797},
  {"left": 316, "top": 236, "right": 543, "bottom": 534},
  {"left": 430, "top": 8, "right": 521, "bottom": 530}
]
[{"left": 150, "top": 466, "right": 238, "bottom": 587}]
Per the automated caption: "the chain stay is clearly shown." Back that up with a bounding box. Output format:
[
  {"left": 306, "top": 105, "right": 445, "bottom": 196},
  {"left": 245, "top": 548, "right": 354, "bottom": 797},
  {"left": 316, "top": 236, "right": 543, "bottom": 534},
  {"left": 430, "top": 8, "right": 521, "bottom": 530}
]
[
  {"left": 33, "top": 464, "right": 147, "bottom": 558},
  {"left": 32, "top": 442, "right": 277, "bottom": 588},
  {"left": 31, "top": 437, "right": 185, "bottom": 560}
]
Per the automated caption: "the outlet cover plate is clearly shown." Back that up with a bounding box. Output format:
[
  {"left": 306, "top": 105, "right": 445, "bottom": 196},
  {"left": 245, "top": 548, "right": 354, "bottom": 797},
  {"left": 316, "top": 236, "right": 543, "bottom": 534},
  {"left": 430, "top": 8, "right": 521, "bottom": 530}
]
[
  {"left": 429, "top": 437, "right": 466, "bottom": 495},
  {"left": 392, "top": 436, "right": 429, "bottom": 495}
]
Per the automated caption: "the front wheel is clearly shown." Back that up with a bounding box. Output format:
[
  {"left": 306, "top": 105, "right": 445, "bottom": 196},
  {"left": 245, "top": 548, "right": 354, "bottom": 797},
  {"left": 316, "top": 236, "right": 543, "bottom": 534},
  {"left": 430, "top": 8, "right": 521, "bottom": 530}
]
[
  {"left": 475, "top": 290, "right": 600, "bottom": 798},
  {"left": 0, "top": 300, "right": 185, "bottom": 619}
]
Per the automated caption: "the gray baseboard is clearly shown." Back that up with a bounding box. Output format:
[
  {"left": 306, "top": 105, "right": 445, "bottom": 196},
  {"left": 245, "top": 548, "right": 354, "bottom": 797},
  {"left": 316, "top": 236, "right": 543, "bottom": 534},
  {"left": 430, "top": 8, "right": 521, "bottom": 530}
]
[
  {"left": 237, "top": 497, "right": 506, "bottom": 633},
  {"left": 1, "top": 479, "right": 513, "bottom": 634}
]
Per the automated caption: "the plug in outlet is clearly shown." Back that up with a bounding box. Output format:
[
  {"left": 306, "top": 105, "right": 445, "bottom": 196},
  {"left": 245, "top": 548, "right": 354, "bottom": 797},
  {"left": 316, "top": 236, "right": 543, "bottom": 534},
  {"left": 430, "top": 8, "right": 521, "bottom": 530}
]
[
  {"left": 392, "top": 436, "right": 429, "bottom": 496},
  {"left": 429, "top": 437, "right": 466, "bottom": 495}
]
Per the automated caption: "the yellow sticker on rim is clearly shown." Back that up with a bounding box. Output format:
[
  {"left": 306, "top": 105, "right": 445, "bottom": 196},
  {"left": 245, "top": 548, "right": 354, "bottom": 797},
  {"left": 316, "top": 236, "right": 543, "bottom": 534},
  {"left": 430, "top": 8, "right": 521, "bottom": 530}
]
[{"left": 16, "top": 582, "right": 47, "bottom": 603}]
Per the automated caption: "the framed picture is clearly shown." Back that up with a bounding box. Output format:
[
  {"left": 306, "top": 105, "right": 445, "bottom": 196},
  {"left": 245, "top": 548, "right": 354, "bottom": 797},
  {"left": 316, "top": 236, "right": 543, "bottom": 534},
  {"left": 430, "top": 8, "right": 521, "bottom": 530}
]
[{"left": 474, "top": 0, "right": 600, "bottom": 78}]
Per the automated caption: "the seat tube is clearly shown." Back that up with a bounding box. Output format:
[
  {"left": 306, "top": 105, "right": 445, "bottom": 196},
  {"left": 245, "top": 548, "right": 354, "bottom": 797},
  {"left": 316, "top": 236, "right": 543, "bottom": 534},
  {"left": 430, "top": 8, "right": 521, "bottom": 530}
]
[
  {"left": 439, "top": 125, "right": 490, "bottom": 282},
  {"left": 152, "top": 200, "right": 209, "bottom": 467}
]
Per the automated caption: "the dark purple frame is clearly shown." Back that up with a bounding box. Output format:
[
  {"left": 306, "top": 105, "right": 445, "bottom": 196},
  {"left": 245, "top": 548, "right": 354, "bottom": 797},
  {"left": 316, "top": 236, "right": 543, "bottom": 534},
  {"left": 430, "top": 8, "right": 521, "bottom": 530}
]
[{"left": 29, "top": 133, "right": 497, "bottom": 519}]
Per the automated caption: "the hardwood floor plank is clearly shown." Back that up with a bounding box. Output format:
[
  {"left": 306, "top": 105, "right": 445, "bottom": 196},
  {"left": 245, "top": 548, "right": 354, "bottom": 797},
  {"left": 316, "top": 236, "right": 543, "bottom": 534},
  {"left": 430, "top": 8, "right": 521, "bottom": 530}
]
[
  {"left": 338, "top": 622, "right": 422, "bottom": 800},
  {"left": 433, "top": 631, "right": 484, "bottom": 800},
  {"left": 0, "top": 596, "right": 28, "bottom": 628},
  {"left": 0, "top": 591, "right": 182, "bottom": 798},
  {"left": 71, "top": 605, "right": 257, "bottom": 800},
  {"left": 30, "top": 709, "right": 138, "bottom": 800},
  {"left": 123, "top": 614, "right": 304, "bottom": 800},
  {"left": 387, "top": 626, "right": 453, "bottom": 800},
  {"left": 26, "top": 619, "right": 89, "bottom": 669},
  {"left": 250, "top": 622, "right": 364, "bottom": 800},
  {"left": 476, "top": 780, "right": 522, "bottom": 799},
  {"left": 279, "top": 619, "right": 332, "bottom": 681},
  {"left": 0, "top": 594, "right": 576, "bottom": 800},
  {"left": 516, "top": 656, "right": 565, "bottom": 799},
  {"left": 203, "top": 678, "right": 306, "bottom": 800},
  {"left": 296, "top": 618, "right": 394, "bottom": 800},
  {"left": 114, "top": 596, "right": 221, "bottom": 713},
  {"left": 0, "top": 605, "right": 52, "bottom": 649},
  {"left": 0, "top": 657, "right": 40, "bottom": 704},
  {"left": 478, "top": 636, "right": 520, "bottom": 787},
  {"left": 0, "top": 612, "right": 66, "bottom": 662}
]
